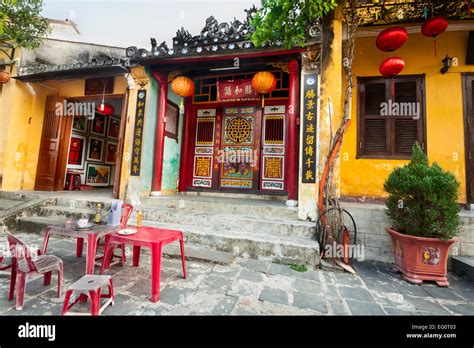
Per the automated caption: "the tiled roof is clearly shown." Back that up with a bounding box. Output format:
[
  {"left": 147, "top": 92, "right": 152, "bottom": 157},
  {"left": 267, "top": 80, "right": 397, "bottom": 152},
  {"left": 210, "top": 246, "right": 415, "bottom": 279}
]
[{"left": 15, "top": 58, "right": 130, "bottom": 82}]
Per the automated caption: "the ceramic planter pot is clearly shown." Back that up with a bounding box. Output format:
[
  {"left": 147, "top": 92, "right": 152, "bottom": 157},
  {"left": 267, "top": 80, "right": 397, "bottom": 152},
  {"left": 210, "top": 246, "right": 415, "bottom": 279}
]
[{"left": 385, "top": 227, "right": 458, "bottom": 287}]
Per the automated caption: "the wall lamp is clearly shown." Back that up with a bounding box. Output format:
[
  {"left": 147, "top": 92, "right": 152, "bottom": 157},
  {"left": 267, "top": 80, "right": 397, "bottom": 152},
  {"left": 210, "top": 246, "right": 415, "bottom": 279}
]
[{"left": 440, "top": 54, "right": 453, "bottom": 74}]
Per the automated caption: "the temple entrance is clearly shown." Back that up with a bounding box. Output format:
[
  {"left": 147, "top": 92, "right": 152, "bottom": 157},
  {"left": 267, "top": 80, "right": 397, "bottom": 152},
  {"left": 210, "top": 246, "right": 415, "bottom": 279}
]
[
  {"left": 189, "top": 103, "right": 287, "bottom": 194},
  {"left": 220, "top": 106, "right": 260, "bottom": 190}
]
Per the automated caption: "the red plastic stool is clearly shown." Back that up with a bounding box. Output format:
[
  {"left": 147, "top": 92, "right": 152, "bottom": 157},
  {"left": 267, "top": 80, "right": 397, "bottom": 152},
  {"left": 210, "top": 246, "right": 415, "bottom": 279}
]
[
  {"left": 62, "top": 275, "right": 114, "bottom": 316},
  {"left": 64, "top": 172, "right": 82, "bottom": 191}
]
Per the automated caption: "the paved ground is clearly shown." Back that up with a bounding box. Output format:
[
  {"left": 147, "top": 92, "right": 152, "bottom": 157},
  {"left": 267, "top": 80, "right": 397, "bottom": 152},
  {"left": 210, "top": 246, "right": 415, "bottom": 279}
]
[{"left": 0, "top": 232, "right": 473, "bottom": 316}]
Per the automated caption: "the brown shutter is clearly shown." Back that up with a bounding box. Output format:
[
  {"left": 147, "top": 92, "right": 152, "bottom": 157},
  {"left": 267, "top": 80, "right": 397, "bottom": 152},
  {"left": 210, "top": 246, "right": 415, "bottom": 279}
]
[
  {"left": 364, "top": 119, "right": 387, "bottom": 154},
  {"left": 359, "top": 79, "right": 389, "bottom": 156},
  {"left": 392, "top": 79, "right": 423, "bottom": 156}
]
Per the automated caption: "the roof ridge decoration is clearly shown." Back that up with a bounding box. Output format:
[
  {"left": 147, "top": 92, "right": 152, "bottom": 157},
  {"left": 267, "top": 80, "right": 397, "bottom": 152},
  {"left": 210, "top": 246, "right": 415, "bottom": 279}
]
[{"left": 126, "top": 5, "right": 294, "bottom": 61}]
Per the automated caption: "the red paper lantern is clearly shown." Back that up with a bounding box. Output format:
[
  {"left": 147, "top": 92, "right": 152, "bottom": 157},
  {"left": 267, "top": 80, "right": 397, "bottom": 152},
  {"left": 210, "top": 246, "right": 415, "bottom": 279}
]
[
  {"left": 380, "top": 57, "right": 405, "bottom": 97},
  {"left": 379, "top": 57, "right": 405, "bottom": 78},
  {"left": 421, "top": 16, "right": 448, "bottom": 38},
  {"left": 376, "top": 27, "right": 408, "bottom": 52},
  {"left": 422, "top": 16, "right": 448, "bottom": 57},
  {"left": 97, "top": 103, "right": 115, "bottom": 116}
]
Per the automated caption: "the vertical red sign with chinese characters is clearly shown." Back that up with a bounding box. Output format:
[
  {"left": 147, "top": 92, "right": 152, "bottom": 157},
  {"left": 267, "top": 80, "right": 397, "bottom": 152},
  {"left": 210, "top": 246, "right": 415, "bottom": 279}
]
[{"left": 217, "top": 79, "right": 259, "bottom": 102}]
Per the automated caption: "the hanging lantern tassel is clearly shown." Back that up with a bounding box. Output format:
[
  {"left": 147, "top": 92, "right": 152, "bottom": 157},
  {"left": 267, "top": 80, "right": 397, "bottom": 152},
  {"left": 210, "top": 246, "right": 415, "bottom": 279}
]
[
  {"left": 261, "top": 94, "right": 265, "bottom": 108},
  {"left": 179, "top": 97, "right": 185, "bottom": 113}
]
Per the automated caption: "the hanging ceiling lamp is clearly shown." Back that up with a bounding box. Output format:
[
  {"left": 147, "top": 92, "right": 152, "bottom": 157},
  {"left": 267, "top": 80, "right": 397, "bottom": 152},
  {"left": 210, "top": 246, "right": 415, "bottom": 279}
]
[
  {"left": 376, "top": 27, "right": 408, "bottom": 52},
  {"left": 97, "top": 103, "right": 115, "bottom": 116},
  {"left": 251, "top": 71, "right": 276, "bottom": 108},
  {"left": 171, "top": 75, "right": 195, "bottom": 112},
  {"left": 379, "top": 57, "right": 405, "bottom": 97},
  {"left": 421, "top": 15, "right": 449, "bottom": 57},
  {"left": 97, "top": 85, "right": 115, "bottom": 116}
]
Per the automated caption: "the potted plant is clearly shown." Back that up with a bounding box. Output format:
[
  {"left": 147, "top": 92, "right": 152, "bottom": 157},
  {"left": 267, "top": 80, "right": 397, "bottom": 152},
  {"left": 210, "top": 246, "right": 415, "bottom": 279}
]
[{"left": 384, "top": 143, "right": 460, "bottom": 287}]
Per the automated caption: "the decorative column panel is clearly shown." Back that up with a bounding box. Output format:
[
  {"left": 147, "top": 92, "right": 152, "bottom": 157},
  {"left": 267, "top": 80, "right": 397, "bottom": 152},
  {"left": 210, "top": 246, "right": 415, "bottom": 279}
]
[
  {"left": 178, "top": 97, "right": 193, "bottom": 192},
  {"left": 120, "top": 66, "right": 149, "bottom": 204},
  {"left": 151, "top": 71, "right": 168, "bottom": 195},
  {"left": 298, "top": 66, "right": 320, "bottom": 221},
  {"left": 286, "top": 60, "right": 300, "bottom": 205}
]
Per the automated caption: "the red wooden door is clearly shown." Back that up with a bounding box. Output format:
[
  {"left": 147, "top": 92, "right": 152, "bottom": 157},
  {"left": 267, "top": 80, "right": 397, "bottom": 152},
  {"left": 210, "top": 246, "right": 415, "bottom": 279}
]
[{"left": 34, "top": 96, "right": 66, "bottom": 191}]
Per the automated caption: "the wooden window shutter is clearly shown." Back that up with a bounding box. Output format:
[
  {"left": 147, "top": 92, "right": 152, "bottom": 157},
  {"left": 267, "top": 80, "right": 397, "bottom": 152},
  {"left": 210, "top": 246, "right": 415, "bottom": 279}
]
[
  {"left": 393, "top": 79, "right": 423, "bottom": 156},
  {"left": 358, "top": 76, "right": 425, "bottom": 159},
  {"left": 359, "top": 79, "right": 389, "bottom": 156}
]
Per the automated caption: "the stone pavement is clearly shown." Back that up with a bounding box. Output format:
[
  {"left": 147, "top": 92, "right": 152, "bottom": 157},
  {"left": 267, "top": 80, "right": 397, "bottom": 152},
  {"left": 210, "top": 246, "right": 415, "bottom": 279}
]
[{"left": 0, "top": 232, "right": 473, "bottom": 316}]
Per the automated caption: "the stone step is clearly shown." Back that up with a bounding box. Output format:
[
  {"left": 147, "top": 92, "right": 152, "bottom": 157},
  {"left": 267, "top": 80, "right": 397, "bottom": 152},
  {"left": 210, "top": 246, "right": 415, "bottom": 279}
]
[
  {"left": 14, "top": 216, "right": 319, "bottom": 266},
  {"left": 140, "top": 195, "right": 298, "bottom": 219},
  {"left": 140, "top": 220, "right": 319, "bottom": 266},
  {"left": 54, "top": 197, "right": 115, "bottom": 210},
  {"left": 138, "top": 206, "right": 314, "bottom": 238},
  {"left": 451, "top": 256, "right": 474, "bottom": 282},
  {"left": 38, "top": 205, "right": 315, "bottom": 239},
  {"left": 180, "top": 191, "right": 287, "bottom": 201}
]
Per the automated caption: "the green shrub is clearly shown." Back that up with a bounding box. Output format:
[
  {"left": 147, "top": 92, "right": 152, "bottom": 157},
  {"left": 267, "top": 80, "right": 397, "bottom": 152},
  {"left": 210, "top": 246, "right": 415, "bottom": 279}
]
[{"left": 384, "top": 143, "right": 461, "bottom": 240}]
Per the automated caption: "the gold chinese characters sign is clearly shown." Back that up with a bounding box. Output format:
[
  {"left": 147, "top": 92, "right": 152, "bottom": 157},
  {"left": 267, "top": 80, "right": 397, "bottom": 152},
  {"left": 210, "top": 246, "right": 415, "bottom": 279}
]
[
  {"left": 130, "top": 90, "right": 147, "bottom": 176},
  {"left": 302, "top": 74, "right": 318, "bottom": 184}
]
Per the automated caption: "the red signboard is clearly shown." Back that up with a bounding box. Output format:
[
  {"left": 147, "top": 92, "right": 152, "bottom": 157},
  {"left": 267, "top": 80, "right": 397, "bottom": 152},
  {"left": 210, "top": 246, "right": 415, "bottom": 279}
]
[{"left": 217, "top": 79, "right": 259, "bottom": 102}]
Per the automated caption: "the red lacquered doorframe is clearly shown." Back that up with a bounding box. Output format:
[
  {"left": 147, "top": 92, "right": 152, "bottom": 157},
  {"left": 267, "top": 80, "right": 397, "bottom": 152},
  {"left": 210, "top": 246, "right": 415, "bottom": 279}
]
[{"left": 180, "top": 99, "right": 290, "bottom": 194}]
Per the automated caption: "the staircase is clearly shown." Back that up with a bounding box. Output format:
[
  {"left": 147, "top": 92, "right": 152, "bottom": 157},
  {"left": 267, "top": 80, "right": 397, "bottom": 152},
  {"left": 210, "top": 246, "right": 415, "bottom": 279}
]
[{"left": 11, "top": 194, "right": 320, "bottom": 266}]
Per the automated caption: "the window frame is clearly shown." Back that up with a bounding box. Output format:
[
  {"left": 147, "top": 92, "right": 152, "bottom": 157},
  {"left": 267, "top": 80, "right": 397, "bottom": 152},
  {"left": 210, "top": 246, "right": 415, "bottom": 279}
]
[{"left": 356, "top": 74, "right": 427, "bottom": 160}]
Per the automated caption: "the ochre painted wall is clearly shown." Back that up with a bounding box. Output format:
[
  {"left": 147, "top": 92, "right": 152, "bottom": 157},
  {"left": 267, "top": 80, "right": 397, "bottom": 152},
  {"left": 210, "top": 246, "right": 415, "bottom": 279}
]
[{"left": 341, "top": 29, "right": 474, "bottom": 203}]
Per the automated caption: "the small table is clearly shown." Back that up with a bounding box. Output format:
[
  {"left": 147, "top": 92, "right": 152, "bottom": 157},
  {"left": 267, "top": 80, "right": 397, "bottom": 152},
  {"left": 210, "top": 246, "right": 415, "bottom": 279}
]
[
  {"left": 42, "top": 224, "right": 120, "bottom": 275},
  {"left": 101, "top": 226, "right": 186, "bottom": 302}
]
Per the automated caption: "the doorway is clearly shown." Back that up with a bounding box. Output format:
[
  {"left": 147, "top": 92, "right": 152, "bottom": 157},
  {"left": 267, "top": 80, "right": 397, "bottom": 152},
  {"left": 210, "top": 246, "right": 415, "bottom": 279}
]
[
  {"left": 189, "top": 103, "right": 287, "bottom": 194},
  {"left": 34, "top": 94, "right": 127, "bottom": 198}
]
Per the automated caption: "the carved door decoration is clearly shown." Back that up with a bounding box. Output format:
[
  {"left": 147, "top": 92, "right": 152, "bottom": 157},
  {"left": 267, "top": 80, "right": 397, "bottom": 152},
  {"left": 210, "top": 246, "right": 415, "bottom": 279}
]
[
  {"left": 261, "top": 105, "right": 286, "bottom": 191},
  {"left": 220, "top": 107, "right": 258, "bottom": 190},
  {"left": 192, "top": 109, "right": 216, "bottom": 188}
]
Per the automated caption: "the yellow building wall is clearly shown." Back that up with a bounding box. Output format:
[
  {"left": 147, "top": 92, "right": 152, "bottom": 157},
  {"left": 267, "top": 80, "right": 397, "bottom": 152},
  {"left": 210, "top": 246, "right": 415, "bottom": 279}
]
[
  {"left": 1, "top": 61, "right": 128, "bottom": 191},
  {"left": 341, "top": 29, "right": 474, "bottom": 203}
]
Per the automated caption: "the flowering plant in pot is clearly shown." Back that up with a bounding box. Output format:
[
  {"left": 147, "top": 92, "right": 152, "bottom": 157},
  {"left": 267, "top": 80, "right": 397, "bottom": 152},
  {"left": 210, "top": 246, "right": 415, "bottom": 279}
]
[{"left": 384, "top": 143, "right": 460, "bottom": 286}]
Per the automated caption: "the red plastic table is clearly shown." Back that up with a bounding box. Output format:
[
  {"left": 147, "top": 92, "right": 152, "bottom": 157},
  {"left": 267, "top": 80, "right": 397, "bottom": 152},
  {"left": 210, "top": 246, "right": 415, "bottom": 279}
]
[
  {"left": 42, "top": 224, "right": 120, "bottom": 275},
  {"left": 101, "top": 226, "right": 186, "bottom": 302}
]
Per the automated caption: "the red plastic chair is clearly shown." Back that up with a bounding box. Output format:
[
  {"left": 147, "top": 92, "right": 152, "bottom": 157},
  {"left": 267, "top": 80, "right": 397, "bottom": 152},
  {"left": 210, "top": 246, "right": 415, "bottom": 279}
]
[
  {"left": 93, "top": 204, "right": 133, "bottom": 268},
  {"left": 6, "top": 232, "right": 63, "bottom": 310},
  {"left": 100, "top": 204, "right": 138, "bottom": 273}
]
